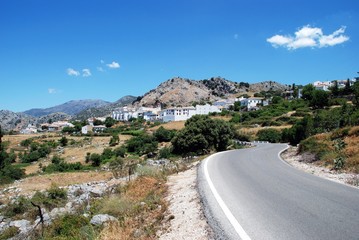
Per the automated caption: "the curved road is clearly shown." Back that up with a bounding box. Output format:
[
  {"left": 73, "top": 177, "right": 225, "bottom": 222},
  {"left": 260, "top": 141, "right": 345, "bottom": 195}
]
[{"left": 198, "top": 143, "right": 359, "bottom": 240}]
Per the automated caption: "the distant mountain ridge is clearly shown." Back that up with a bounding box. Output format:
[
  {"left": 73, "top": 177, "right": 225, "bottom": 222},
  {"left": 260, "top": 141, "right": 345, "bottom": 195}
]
[
  {"left": 23, "top": 99, "right": 111, "bottom": 117},
  {"left": 74, "top": 95, "right": 137, "bottom": 120}
]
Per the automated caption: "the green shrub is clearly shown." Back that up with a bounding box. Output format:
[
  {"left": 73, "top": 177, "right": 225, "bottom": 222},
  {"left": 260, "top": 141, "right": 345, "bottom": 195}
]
[
  {"left": 158, "top": 147, "right": 172, "bottom": 159},
  {"left": 0, "top": 226, "right": 19, "bottom": 240},
  {"left": 45, "top": 214, "right": 92, "bottom": 239},
  {"left": 97, "top": 196, "right": 135, "bottom": 218},
  {"left": 256, "top": 128, "right": 282, "bottom": 143},
  {"left": 1, "top": 196, "right": 30, "bottom": 218}
]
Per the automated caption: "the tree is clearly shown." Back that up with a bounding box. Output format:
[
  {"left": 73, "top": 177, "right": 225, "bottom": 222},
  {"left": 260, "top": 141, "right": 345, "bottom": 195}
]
[
  {"left": 310, "top": 90, "right": 329, "bottom": 109},
  {"left": 89, "top": 153, "right": 101, "bottom": 167},
  {"left": 93, "top": 119, "right": 103, "bottom": 126},
  {"left": 154, "top": 126, "right": 175, "bottom": 142},
  {"left": 104, "top": 117, "right": 117, "bottom": 128},
  {"left": 330, "top": 80, "right": 339, "bottom": 97},
  {"left": 0, "top": 126, "right": 25, "bottom": 184},
  {"left": 343, "top": 78, "right": 352, "bottom": 95},
  {"left": 301, "top": 84, "right": 315, "bottom": 101},
  {"left": 109, "top": 134, "right": 120, "bottom": 146},
  {"left": 257, "top": 128, "right": 281, "bottom": 143},
  {"left": 171, "top": 115, "right": 234, "bottom": 155},
  {"left": 353, "top": 81, "right": 359, "bottom": 108},
  {"left": 59, "top": 136, "right": 68, "bottom": 147}
]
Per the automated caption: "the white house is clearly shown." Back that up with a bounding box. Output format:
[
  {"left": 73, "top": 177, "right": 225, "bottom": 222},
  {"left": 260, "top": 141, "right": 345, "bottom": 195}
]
[
  {"left": 81, "top": 125, "right": 107, "bottom": 134},
  {"left": 241, "top": 97, "right": 263, "bottom": 110},
  {"left": 160, "top": 104, "right": 221, "bottom": 122},
  {"left": 20, "top": 124, "right": 38, "bottom": 134},
  {"left": 112, "top": 107, "right": 135, "bottom": 121},
  {"left": 161, "top": 106, "right": 196, "bottom": 122},
  {"left": 81, "top": 125, "right": 93, "bottom": 134},
  {"left": 195, "top": 104, "right": 221, "bottom": 115}
]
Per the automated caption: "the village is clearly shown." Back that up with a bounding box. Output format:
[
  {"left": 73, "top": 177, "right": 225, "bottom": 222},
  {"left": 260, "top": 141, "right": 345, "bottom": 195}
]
[{"left": 18, "top": 76, "right": 358, "bottom": 135}]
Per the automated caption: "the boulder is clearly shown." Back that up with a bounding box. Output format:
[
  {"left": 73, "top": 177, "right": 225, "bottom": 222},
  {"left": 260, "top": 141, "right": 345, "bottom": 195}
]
[
  {"left": 9, "top": 219, "right": 31, "bottom": 234},
  {"left": 90, "top": 214, "right": 118, "bottom": 226}
]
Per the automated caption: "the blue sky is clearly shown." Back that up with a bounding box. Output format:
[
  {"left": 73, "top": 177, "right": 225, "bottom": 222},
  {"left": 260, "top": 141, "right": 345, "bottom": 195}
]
[{"left": 0, "top": 0, "right": 358, "bottom": 112}]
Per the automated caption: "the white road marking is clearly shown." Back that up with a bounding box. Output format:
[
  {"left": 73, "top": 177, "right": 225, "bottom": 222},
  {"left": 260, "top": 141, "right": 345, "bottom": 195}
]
[{"left": 204, "top": 153, "right": 252, "bottom": 240}]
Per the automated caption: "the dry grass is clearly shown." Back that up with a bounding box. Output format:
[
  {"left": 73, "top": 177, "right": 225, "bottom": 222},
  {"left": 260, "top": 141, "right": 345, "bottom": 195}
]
[
  {"left": 99, "top": 221, "right": 133, "bottom": 240},
  {"left": 98, "top": 175, "right": 168, "bottom": 240},
  {"left": 239, "top": 125, "right": 292, "bottom": 136},
  {"left": 149, "top": 121, "right": 185, "bottom": 131}
]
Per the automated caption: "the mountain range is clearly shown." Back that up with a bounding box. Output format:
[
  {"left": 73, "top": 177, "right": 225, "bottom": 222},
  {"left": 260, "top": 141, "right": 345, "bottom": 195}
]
[{"left": 0, "top": 77, "right": 290, "bottom": 131}]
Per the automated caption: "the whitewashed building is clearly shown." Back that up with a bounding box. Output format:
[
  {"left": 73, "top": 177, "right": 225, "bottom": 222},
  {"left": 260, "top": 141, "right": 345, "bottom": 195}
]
[
  {"left": 195, "top": 104, "right": 221, "bottom": 115},
  {"left": 241, "top": 97, "right": 263, "bottom": 110},
  {"left": 161, "top": 106, "right": 196, "bottom": 122},
  {"left": 160, "top": 104, "right": 221, "bottom": 122}
]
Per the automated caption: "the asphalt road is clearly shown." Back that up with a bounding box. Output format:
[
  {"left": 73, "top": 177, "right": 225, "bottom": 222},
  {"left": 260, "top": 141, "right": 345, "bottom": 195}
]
[{"left": 198, "top": 143, "right": 359, "bottom": 240}]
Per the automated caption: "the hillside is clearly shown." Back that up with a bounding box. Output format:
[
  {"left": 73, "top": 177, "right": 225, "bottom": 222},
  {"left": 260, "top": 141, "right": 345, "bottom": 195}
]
[
  {"left": 0, "top": 110, "right": 36, "bottom": 132},
  {"left": 23, "top": 99, "right": 110, "bottom": 117},
  {"left": 133, "top": 77, "right": 290, "bottom": 107}
]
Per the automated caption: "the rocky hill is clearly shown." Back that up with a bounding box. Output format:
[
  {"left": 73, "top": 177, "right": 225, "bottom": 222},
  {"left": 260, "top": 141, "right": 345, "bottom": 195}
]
[
  {"left": 0, "top": 110, "right": 36, "bottom": 132},
  {"left": 133, "top": 77, "right": 290, "bottom": 107},
  {"left": 23, "top": 99, "right": 110, "bottom": 117}
]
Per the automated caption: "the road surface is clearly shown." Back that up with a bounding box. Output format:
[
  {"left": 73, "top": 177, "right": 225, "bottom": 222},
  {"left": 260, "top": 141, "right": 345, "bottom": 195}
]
[{"left": 198, "top": 143, "right": 359, "bottom": 240}]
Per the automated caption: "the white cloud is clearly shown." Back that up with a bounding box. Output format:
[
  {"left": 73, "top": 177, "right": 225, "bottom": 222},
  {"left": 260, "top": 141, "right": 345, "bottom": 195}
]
[
  {"left": 48, "top": 88, "right": 57, "bottom": 94},
  {"left": 82, "top": 68, "right": 91, "bottom": 77},
  {"left": 67, "top": 68, "right": 80, "bottom": 76},
  {"left": 100, "top": 59, "right": 105, "bottom": 64},
  {"left": 267, "top": 25, "right": 349, "bottom": 50},
  {"left": 319, "top": 26, "right": 349, "bottom": 47},
  {"left": 107, "top": 61, "right": 120, "bottom": 69},
  {"left": 267, "top": 35, "right": 293, "bottom": 47}
]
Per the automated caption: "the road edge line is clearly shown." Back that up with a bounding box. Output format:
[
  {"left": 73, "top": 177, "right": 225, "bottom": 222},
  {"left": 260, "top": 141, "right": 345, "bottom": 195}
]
[{"left": 203, "top": 154, "right": 252, "bottom": 240}]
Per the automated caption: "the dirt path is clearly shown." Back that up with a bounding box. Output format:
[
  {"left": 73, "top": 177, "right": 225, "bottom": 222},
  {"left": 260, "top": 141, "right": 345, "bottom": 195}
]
[{"left": 158, "top": 162, "right": 212, "bottom": 239}]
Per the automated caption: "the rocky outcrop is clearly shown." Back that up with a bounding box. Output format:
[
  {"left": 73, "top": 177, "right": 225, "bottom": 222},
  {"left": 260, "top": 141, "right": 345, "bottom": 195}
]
[
  {"left": 0, "top": 178, "right": 125, "bottom": 238},
  {"left": 0, "top": 110, "right": 36, "bottom": 132},
  {"left": 249, "top": 81, "right": 291, "bottom": 92}
]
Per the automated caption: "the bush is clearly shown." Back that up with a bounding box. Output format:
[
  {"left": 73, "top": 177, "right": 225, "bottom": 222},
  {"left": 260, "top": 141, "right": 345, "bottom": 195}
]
[
  {"left": 45, "top": 214, "right": 92, "bottom": 239},
  {"left": 1, "top": 196, "right": 30, "bottom": 218},
  {"left": 256, "top": 128, "right": 282, "bottom": 143},
  {"left": 43, "top": 156, "right": 85, "bottom": 173},
  {"left": 126, "top": 134, "right": 158, "bottom": 155},
  {"left": 0, "top": 226, "right": 19, "bottom": 240},
  {"left": 89, "top": 153, "right": 102, "bottom": 167},
  {"left": 158, "top": 147, "right": 172, "bottom": 159},
  {"left": 154, "top": 127, "right": 175, "bottom": 142}
]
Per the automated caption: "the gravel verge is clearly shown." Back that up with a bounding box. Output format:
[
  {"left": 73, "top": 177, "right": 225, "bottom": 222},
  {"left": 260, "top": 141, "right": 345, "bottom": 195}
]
[
  {"left": 158, "top": 162, "right": 213, "bottom": 240},
  {"left": 281, "top": 146, "right": 359, "bottom": 188}
]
